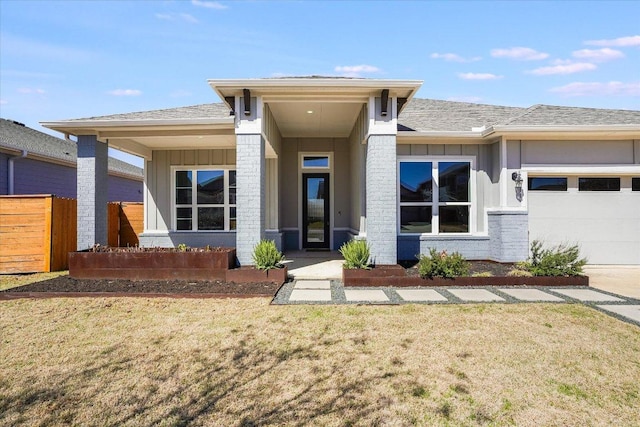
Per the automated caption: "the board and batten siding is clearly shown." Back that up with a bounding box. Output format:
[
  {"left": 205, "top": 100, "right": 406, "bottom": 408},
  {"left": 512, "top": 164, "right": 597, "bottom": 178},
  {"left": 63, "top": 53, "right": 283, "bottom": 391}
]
[
  {"left": 348, "top": 105, "right": 367, "bottom": 234},
  {"left": 145, "top": 149, "right": 236, "bottom": 232},
  {"left": 145, "top": 148, "right": 279, "bottom": 233},
  {"left": 396, "top": 143, "right": 496, "bottom": 233}
]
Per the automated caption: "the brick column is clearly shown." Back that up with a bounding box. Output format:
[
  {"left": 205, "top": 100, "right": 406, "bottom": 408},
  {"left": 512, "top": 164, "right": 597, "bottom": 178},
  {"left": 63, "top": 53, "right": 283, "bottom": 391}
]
[
  {"left": 76, "top": 135, "right": 108, "bottom": 250},
  {"left": 236, "top": 134, "right": 265, "bottom": 265},
  {"left": 366, "top": 134, "right": 397, "bottom": 264}
]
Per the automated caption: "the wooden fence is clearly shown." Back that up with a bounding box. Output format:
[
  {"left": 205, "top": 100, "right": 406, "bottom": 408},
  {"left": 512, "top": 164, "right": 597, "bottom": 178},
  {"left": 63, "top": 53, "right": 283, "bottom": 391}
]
[
  {"left": 0, "top": 196, "right": 143, "bottom": 273},
  {"left": 0, "top": 195, "right": 76, "bottom": 273},
  {"left": 108, "top": 202, "right": 143, "bottom": 248}
]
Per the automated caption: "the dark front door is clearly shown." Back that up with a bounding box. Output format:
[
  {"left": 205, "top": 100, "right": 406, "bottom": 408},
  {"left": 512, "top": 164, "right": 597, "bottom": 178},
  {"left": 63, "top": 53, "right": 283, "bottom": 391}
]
[{"left": 302, "top": 173, "right": 330, "bottom": 249}]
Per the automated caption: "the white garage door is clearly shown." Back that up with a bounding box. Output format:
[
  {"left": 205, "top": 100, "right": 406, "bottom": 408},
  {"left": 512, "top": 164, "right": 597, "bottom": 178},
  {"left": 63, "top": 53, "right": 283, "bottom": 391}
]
[{"left": 528, "top": 176, "right": 640, "bottom": 265}]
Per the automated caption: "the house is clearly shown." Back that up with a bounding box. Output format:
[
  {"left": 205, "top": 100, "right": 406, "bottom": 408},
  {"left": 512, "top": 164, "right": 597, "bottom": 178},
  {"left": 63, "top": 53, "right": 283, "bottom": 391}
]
[
  {"left": 1, "top": 118, "right": 143, "bottom": 201},
  {"left": 40, "top": 78, "right": 640, "bottom": 265}
]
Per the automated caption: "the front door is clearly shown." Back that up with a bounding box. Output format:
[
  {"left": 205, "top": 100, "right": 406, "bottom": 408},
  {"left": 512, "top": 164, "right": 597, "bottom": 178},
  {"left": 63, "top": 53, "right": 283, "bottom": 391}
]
[{"left": 302, "top": 173, "right": 330, "bottom": 249}]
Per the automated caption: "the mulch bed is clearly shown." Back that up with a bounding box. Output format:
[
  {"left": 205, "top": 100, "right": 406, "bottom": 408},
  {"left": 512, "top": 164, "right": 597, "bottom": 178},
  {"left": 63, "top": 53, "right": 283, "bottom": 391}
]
[
  {"left": 1, "top": 276, "right": 280, "bottom": 298},
  {"left": 401, "top": 260, "right": 515, "bottom": 277}
]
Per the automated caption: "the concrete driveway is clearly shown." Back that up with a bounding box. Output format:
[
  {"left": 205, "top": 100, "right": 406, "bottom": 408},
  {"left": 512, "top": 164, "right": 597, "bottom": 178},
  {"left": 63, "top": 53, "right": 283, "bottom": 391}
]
[{"left": 584, "top": 266, "right": 640, "bottom": 299}]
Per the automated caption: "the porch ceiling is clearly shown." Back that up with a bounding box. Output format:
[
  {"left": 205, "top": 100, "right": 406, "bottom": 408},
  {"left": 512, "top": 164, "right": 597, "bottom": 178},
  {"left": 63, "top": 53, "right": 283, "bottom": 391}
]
[{"left": 268, "top": 101, "right": 362, "bottom": 138}]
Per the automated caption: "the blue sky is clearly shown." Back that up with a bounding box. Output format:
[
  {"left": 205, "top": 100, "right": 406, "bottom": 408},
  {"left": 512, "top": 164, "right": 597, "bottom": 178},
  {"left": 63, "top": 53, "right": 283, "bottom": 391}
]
[{"left": 1, "top": 0, "right": 639, "bottom": 167}]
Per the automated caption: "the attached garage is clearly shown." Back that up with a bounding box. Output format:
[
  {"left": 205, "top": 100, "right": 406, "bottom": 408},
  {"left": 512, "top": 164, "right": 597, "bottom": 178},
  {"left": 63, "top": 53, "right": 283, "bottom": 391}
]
[{"left": 528, "top": 175, "right": 640, "bottom": 265}]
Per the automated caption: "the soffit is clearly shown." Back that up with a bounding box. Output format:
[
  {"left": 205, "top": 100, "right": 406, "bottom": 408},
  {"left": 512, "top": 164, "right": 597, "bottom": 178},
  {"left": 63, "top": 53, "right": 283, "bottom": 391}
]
[{"left": 268, "top": 101, "right": 363, "bottom": 137}]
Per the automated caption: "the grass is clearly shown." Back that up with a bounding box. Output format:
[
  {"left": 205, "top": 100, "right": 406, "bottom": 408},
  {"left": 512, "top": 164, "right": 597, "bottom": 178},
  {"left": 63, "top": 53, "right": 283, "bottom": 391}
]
[
  {"left": 1, "top": 298, "right": 639, "bottom": 426},
  {"left": 0, "top": 271, "right": 68, "bottom": 291}
]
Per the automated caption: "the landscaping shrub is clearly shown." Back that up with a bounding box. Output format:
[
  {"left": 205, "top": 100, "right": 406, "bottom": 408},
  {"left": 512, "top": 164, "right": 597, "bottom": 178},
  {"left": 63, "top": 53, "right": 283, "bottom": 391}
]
[
  {"left": 519, "top": 240, "right": 587, "bottom": 277},
  {"left": 418, "top": 249, "right": 469, "bottom": 279},
  {"left": 252, "top": 240, "right": 285, "bottom": 271},
  {"left": 339, "top": 239, "right": 371, "bottom": 269}
]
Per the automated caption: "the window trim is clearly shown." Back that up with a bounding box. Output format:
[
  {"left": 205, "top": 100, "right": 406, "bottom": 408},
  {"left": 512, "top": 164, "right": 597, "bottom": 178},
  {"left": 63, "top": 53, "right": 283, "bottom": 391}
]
[
  {"left": 397, "top": 156, "right": 476, "bottom": 236},
  {"left": 171, "top": 166, "right": 237, "bottom": 232}
]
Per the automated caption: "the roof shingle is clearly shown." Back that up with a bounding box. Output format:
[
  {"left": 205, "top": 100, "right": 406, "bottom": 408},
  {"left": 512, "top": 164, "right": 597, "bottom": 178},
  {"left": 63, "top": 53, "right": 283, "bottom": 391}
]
[{"left": 0, "top": 119, "right": 143, "bottom": 178}]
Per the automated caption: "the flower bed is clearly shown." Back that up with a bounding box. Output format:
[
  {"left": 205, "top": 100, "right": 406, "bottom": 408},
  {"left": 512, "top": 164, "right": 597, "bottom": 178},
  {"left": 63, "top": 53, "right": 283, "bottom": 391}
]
[
  {"left": 342, "top": 265, "right": 589, "bottom": 287},
  {"left": 69, "top": 247, "right": 236, "bottom": 281}
]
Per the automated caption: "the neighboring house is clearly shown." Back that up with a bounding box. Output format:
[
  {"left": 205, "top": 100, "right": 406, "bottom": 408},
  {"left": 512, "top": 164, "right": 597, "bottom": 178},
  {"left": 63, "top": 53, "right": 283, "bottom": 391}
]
[
  {"left": 41, "top": 78, "right": 640, "bottom": 264},
  {"left": 0, "top": 118, "right": 143, "bottom": 201}
]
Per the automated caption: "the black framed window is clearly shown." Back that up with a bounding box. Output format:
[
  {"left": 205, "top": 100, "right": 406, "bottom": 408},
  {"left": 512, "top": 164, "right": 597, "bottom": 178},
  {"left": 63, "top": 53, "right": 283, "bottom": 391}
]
[
  {"left": 632, "top": 177, "right": 640, "bottom": 192},
  {"left": 578, "top": 177, "right": 620, "bottom": 191},
  {"left": 175, "top": 169, "right": 236, "bottom": 231},
  {"left": 399, "top": 160, "right": 471, "bottom": 234},
  {"left": 528, "top": 177, "right": 568, "bottom": 191}
]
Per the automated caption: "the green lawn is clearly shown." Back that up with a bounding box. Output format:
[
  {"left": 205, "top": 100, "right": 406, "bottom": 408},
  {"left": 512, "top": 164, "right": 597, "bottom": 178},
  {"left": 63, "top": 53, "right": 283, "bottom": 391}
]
[{"left": 1, "top": 298, "right": 639, "bottom": 426}]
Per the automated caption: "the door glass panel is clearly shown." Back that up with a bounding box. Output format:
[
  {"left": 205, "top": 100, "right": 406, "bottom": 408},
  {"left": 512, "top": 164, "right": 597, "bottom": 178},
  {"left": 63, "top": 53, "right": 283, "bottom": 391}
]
[{"left": 306, "top": 177, "right": 326, "bottom": 243}]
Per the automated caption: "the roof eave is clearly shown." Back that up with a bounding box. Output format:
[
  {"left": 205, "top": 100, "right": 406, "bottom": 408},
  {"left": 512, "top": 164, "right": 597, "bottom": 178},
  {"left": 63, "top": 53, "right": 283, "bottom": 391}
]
[
  {"left": 485, "top": 125, "right": 640, "bottom": 138},
  {"left": 41, "top": 117, "right": 234, "bottom": 131},
  {"left": 208, "top": 78, "right": 423, "bottom": 101}
]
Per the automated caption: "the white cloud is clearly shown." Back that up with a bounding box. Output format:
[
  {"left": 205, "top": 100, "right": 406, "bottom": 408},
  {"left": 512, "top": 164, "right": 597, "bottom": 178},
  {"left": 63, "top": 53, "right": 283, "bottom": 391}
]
[
  {"left": 108, "top": 89, "right": 142, "bottom": 96},
  {"left": 572, "top": 48, "right": 625, "bottom": 62},
  {"left": 446, "top": 96, "right": 482, "bottom": 103},
  {"left": 191, "top": 0, "right": 227, "bottom": 10},
  {"left": 585, "top": 35, "right": 640, "bottom": 47},
  {"left": 549, "top": 81, "right": 640, "bottom": 97},
  {"left": 457, "top": 72, "right": 503, "bottom": 80},
  {"left": 334, "top": 64, "right": 381, "bottom": 77},
  {"left": 17, "top": 87, "right": 45, "bottom": 94},
  {"left": 155, "top": 13, "right": 198, "bottom": 23},
  {"left": 430, "top": 53, "right": 481, "bottom": 63},
  {"left": 529, "top": 62, "right": 597, "bottom": 75},
  {"left": 491, "top": 47, "right": 549, "bottom": 61}
]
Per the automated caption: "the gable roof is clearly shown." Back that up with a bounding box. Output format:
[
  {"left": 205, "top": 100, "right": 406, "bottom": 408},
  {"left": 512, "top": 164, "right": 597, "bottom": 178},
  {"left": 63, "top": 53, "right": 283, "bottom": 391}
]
[
  {"left": 0, "top": 119, "right": 143, "bottom": 179},
  {"left": 64, "top": 103, "right": 230, "bottom": 122},
  {"left": 41, "top": 98, "right": 640, "bottom": 134},
  {"left": 398, "top": 98, "right": 528, "bottom": 132},
  {"left": 500, "top": 104, "right": 640, "bottom": 127}
]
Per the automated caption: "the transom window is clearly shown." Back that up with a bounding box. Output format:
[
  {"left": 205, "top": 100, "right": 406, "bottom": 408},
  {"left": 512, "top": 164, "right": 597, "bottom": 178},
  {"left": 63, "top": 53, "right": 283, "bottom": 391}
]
[
  {"left": 528, "top": 177, "right": 567, "bottom": 191},
  {"left": 399, "top": 159, "right": 472, "bottom": 234},
  {"left": 578, "top": 177, "right": 620, "bottom": 191},
  {"left": 174, "top": 169, "right": 236, "bottom": 231},
  {"left": 302, "top": 155, "right": 329, "bottom": 168}
]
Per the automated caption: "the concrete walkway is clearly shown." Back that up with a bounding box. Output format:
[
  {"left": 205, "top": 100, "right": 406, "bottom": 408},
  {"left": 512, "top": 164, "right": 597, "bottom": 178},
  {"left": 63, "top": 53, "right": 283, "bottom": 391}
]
[
  {"left": 584, "top": 265, "right": 640, "bottom": 299},
  {"left": 273, "top": 280, "right": 640, "bottom": 327}
]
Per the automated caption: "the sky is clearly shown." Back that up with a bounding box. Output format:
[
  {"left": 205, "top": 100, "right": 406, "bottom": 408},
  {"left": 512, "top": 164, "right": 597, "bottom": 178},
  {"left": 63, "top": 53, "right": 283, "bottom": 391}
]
[{"left": 1, "top": 0, "right": 639, "bottom": 167}]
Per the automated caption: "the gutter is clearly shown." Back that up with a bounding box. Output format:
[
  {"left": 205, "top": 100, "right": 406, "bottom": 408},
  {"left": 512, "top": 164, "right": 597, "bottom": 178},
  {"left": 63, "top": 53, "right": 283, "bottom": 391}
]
[{"left": 8, "top": 150, "right": 27, "bottom": 195}]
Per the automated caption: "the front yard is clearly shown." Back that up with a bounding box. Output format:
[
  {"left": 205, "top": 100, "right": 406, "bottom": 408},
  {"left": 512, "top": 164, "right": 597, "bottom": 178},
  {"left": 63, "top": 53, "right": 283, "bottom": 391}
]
[{"left": 1, "top": 297, "right": 639, "bottom": 426}]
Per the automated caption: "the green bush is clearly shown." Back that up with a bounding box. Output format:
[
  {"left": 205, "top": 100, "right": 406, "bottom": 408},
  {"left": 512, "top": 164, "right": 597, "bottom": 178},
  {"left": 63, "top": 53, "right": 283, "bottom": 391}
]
[
  {"left": 519, "top": 240, "right": 587, "bottom": 277},
  {"left": 418, "top": 249, "right": 469, "bottom": 279},
  {"left": 339, "top": 239, "right": 371, "bottom": 269},
  {"left": 252, "top": 240, "right": 285, "bottom": 271}
]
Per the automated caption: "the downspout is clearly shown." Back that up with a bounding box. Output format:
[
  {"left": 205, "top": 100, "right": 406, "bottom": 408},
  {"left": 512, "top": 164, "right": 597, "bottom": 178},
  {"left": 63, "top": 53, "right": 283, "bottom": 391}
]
[{"left": 8, "top": 150, "right": 28, "bottom": 195}]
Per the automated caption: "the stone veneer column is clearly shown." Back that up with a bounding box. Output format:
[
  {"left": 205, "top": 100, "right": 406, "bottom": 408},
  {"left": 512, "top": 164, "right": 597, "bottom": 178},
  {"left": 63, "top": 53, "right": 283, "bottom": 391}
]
[
  {"left": 366, "top": 134, "right": 397, "bottom": 264},
  {"left": 235, "top": 134, "right": 265, "bottom": 265},
  {"left": 76, "top": 135, "right": 108, "bottom": 250}
]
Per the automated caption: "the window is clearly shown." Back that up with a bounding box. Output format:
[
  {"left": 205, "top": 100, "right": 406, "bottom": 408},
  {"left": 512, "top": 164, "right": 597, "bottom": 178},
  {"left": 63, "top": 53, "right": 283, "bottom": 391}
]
[
  {"left": 578, "top": 177, "right": 620, "bottom": 191},
  {"left": 632, "top": 178, "right": 640, "bottom": 192},
  {"left": 302, "top": 155, "right": 329, "bottom": 168},
  {"left": 528, "top": 177, "right": 567, "bottom": 191},
  {"left": 174, "top": 169, "right": 236, "bottom": 231},
  {"left": 399, "top": 159, "right": 472, "bottom": 234}
]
